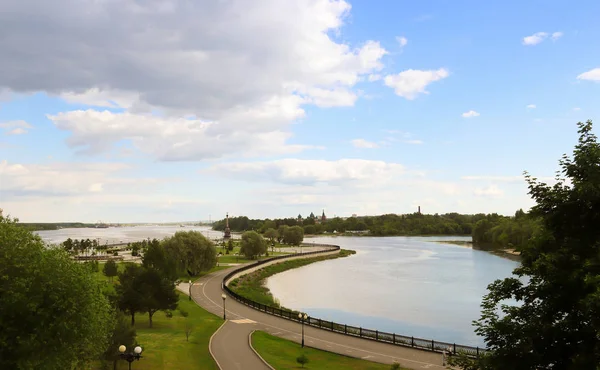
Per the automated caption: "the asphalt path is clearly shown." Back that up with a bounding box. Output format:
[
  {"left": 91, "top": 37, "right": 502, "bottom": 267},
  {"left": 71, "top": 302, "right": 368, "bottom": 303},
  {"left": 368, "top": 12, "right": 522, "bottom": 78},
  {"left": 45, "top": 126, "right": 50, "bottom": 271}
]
[{"left": 190, "top": 263, "right": 449, "bottom": 370}]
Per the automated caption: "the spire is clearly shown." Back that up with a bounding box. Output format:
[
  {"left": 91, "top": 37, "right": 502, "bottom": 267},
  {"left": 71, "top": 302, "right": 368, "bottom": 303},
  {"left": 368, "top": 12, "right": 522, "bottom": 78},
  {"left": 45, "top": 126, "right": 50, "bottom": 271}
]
[{"left": 224, "top": 212, "right": 231, "bottom": 240}]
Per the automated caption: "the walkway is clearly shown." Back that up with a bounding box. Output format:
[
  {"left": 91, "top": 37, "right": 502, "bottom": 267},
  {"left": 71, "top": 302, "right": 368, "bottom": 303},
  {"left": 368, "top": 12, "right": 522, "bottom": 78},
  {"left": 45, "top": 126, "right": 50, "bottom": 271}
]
[{"left": 188, "top": 265, "right": 449, "bottom": 370}]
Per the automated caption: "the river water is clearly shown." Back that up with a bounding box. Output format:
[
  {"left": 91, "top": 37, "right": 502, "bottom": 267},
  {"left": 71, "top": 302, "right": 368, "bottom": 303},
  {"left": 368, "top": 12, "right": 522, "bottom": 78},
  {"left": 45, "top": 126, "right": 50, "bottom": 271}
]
[
  {"left": 266, "top": 236, "right": 519, "bottom": 347},
  {"left": 36, "top": 228, "right": 517, "bottom": 347},
  {"left": 35, "top": 225, "right": 218, "bottom": 245}
]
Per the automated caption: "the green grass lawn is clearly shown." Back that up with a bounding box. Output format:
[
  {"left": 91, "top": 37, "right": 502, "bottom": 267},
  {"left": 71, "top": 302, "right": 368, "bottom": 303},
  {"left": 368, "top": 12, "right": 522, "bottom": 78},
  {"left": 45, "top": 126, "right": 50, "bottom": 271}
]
[
  {"left": 251, "top": 331, "right": 406, "bottom": 370},
  {"left": 94, "top": 292, "right": 223, "bottom": 370},
  {"left": 90, "top": 263, "right": 226, "bottom": 370}
]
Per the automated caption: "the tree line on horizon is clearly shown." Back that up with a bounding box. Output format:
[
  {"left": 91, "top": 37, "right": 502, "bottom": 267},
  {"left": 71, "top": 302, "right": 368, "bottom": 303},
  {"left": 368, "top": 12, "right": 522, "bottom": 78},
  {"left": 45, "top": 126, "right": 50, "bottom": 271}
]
[{"left": 213, "top": 210, "right": 542, "bottom": 251}]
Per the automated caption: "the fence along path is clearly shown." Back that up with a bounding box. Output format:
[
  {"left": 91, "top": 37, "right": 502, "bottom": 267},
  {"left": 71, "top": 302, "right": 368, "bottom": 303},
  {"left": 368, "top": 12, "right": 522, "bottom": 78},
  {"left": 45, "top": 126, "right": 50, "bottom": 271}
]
[{"left": 222, "top": 242, "right": 487, "bottom": 359}]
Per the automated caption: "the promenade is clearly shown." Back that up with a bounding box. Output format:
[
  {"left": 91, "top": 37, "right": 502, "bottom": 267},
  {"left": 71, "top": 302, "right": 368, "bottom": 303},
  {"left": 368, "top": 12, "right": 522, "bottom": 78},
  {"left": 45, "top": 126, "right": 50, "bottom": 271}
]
[{"left": 188, "top": 259, "right": 450, "bottom": 369}]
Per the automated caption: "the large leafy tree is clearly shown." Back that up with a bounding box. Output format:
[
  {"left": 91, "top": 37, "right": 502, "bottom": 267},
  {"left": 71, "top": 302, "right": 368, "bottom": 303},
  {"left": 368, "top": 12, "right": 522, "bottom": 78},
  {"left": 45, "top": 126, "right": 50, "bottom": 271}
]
[
  {"left": 283, "top": 225, "right": 304, "bottom": 246},
  {"left": 473, "top": 121, "right": 600, "bottom": 369},
  {"left": 240, "top": 231, "right": 267, "bottom": 259},
  {"left": 138, "top": 268, "right": 179, "bottom": 327},
  {"left": 162, "top": 231, "right": 217, "bottom": 276},
  {"left": 117, "top": 263, "right": 145, "bottom": 325},
  {"left": 142, "top": 239, "right": 177, "bottom": 281},
  {"left": 0, "top": 215, "right": 113, "bottom": 369}
]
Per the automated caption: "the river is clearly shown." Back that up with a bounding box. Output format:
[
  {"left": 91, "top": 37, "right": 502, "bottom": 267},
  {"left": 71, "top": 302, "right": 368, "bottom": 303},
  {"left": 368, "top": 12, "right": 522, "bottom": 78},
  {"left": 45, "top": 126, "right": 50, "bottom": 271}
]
[
  {"left": 35, "top": 225, "right": 219, "bottom": 245},
  {"left": 36, "top": 228, "right": 516, "bottom": 347},
  {"left": 266, "top": 235, "right": 519, "bottom": 347}
]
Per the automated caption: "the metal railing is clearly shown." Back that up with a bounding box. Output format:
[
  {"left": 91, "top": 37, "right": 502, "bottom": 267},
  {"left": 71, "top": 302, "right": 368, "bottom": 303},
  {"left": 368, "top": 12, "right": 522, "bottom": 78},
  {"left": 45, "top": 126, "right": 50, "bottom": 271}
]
[{"left": 222, "top": 242, "right": 487, "bottom": 358}]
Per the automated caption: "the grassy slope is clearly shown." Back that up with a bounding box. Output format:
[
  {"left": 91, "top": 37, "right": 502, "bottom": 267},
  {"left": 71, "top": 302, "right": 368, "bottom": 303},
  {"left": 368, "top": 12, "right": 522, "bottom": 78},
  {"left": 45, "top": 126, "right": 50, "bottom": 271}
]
[
  {"left": 92, "top": 264, "right": 224, "bottom": 369},
  {"left": 252, "top": 331, "right": 406, "bottom": 370},
  {"left": 229, "top": 249, "right": 355, "bottom": 308}
]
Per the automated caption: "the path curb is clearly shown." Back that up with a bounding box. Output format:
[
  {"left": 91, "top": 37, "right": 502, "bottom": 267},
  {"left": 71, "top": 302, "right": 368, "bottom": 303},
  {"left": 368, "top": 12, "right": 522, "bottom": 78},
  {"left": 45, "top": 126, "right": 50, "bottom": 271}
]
[{"left": 248, "top": 330, "right": 276, "bottom": 370}]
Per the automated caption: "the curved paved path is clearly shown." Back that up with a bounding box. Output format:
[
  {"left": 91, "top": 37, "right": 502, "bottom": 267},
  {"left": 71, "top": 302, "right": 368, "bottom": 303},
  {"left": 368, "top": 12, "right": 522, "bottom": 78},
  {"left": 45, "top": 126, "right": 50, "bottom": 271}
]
[{"left": 190, "top": 262, "right": 449, "bottom": 370}]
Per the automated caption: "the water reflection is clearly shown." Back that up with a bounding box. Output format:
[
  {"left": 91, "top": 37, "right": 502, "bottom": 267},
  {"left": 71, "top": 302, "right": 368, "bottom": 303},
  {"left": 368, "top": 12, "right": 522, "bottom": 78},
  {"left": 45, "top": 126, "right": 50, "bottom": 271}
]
[{"left": 266, "top": 236, "right": 519, "bottom": 347}]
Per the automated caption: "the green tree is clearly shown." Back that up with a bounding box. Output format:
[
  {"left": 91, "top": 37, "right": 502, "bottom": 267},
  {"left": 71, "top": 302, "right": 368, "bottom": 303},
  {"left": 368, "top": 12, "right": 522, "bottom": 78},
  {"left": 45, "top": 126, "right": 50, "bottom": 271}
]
[
  {"left": 264, "top": 228, "right": 278, "bottom": 244},
  {"left": 101, "top": 311, "right": 136, "bottom": 370},
  {"left": 474, "top": 121, "right": 600, "bottom": 369},
  {"left": 103, "top": 259, "right": 119, "bottom": 282},
  {"left": 142, "top": 240, "right": 177, "bottom": 281},
  {"left": 277, "top": 225, "right": 289, "bottom": 243},
  {"left": 284, "top": 225, "right": 304, "bottom": 246},
  {"left": 117, "top": 264, "right": 145, "bottom": 325},
  {"left": 162, "top": 231, "right": 217, "bottom": 276},
  {"left": 240, "top": 231, "right": 267, "bottom": 259},
  {"left": 0, "top": 215, "right": 113, "bottom": 369},
  {"left": 296, "top": 353, "right": 309, "bottom": 368},
  {"left": 303, "top": 224, "right": 316, "bottom": 234},
  {"left": 138, "top": 268, "right": 179, "bottom": 328}
]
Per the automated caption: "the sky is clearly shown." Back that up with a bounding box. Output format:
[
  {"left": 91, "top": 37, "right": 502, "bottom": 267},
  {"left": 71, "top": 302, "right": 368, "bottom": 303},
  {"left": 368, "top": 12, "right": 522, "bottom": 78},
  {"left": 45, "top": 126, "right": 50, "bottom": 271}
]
[{"left": 0, "top": 0, "right": 599, "bottom": 223}]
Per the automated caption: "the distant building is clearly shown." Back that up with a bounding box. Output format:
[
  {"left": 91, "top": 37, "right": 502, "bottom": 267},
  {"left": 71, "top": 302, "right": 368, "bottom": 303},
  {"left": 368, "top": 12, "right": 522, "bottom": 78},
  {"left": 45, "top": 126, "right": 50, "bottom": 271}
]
[
  {"left": 297, "top": 214, "right": 303, "bottom": 224},
  {"left": 352, "top": 213, "right": 357, "bottom": 217},
  {"left": 223, "top": 213, "right": 231, "bottom": 240},
  {"left": 320, "top": 209, "right": 327, "bottom": 223}
]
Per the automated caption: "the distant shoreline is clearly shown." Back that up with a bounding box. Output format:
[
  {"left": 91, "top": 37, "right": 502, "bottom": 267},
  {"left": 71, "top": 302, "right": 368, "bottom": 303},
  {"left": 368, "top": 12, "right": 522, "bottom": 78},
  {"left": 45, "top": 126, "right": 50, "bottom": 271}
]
[{"left": 434, "top": 240, "right": 521, "bottom": 261}]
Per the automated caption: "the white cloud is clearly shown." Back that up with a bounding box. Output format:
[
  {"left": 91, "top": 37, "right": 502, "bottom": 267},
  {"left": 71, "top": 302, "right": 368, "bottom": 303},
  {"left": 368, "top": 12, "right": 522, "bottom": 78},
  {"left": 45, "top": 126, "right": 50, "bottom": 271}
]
[
  {"left": 573, "top": 107, "right": 581, "bottom": 111},
  {"left": 0, "top": 0, "right": 388, "bottom": 160},
  {"left": 351, "top": 139, "right": 379, "bottom": 148},
  {"left": 461, "top": 110, "right": 480, "bottom": 118},
  {"left": 367, "top": 74, "right": 382, "bottom": 82},
  {"left": 522, "top": 32, "right": 548, "bottom": 45},
  {"left": 384, "top": 68, "right": 449, "bottom": 100},
  {"left": 207, "top": 159, "right": 405, "bottom": 186},
  {"left": 396, "top": 36, "right": 408, "bottom": 48},
  {"left": 405, "top": 139, "right": 423, "bottom": 145},
  {"left": 0, "top": 120, "right": 33, "bottom": 135},
  {"left": 462, "top": 175, "right": 523, "bottom": 183},
  {"left": 474, "top": 185, "right": 504, "bottom": 197},
  {"left": 551, "top": 32, "right": 563, "bottom": 41},
  {"left": 526, "top": 104, "right": 536, "bottom": 109},
  {"left": 48, "top": 109, "right": 315, "bottom": 161},
  {"left": 6, "top": 128, "right": 27, "bottom": 135},
  {"left": 577, "top": 68, "right": 600, "bottom": 82}
]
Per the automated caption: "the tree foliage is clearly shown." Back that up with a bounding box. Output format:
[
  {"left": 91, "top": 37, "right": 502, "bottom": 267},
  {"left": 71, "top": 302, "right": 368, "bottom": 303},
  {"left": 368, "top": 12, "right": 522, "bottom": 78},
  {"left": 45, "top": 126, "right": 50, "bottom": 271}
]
[
  {"left": 101, "top": 312, "right": 136, "bottom": 368},
  {"left": 142, "top": 239, "right": 177, "bottom": 281},
  {"left": 264, "top": 228, "right": 278, "bottom": 244},
  {"left": 138, "top": 268, "right": 179, "bottom": 327},
  {"left": 283, "top": 225, "right": 304, "bottom": 246},
  {"left": 162, "top": 231, "right": 217, "bottom": 276},
  {"left": 240, "top": 231, "right": 267, "bottom": 259},
  {"left": 473, "top": 121, "right": 600, "bottom": 369},
  {"left": 102, "top": 260, "right": 119, "bottom": 281},
  {"left": 0, "top": 215, "right": 113, "bottom": 369},
  {"left": 117, "top": 264, "right": 145, "bottom": 326}
]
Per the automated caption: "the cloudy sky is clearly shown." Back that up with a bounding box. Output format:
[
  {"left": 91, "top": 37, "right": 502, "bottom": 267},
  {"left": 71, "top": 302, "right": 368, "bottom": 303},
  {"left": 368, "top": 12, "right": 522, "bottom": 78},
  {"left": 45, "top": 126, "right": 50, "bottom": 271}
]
[{"left": 0, "top": 0, "right": 599, "bottom": 223}]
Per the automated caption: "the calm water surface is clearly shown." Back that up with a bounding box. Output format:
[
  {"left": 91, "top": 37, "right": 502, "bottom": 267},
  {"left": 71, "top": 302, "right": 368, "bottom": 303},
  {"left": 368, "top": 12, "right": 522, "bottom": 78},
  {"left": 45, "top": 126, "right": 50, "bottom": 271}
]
[
  {"left": 35, "top": 225, "right": 219, "bottom": 245},
  {"left": 266, "top": 236, "right": 519, "bottom": 347}
]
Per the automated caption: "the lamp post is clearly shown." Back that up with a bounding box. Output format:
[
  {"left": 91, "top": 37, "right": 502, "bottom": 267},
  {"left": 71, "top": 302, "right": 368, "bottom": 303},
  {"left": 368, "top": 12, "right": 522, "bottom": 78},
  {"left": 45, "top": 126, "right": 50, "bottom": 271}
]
[
  {"left": 222, "top": 293, "right": 227, "bottom": 320},
  {"left": 118, "top": 345, "right": 143, "bottom": 370},
  {"left": 188, "top": 280, "right": 192, "bottom": 301},
  {"left": 298, "top": 312, "right": 308, "bottom": 347}
]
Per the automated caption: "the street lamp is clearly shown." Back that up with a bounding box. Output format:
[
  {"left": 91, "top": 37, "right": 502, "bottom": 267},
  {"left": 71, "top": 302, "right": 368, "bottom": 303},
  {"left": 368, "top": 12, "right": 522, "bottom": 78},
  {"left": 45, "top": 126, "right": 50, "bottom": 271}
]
[
  {"left": 221, "top": 293, "right": 227, "bottom": 320},
  {"left": 188, "top": 280, "right": 192, "bottom": 301},
  {"left": 298, "top": 312, "right": 308, "bottom": 347},
  {"left": 118, "top": 345, "right": 143, "bottom": 370}
]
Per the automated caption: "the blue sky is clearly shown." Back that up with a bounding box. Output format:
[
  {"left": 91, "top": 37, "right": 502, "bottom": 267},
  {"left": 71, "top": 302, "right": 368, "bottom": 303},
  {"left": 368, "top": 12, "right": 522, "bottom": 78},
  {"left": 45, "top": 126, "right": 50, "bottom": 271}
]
[{"left": 0, "top": 0, "right": 598, "bottom": 223}]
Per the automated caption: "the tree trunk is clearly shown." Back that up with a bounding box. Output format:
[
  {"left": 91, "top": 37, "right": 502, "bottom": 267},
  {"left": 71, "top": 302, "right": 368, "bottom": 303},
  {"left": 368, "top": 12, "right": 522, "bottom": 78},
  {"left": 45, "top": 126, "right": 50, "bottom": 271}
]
[
  {"left": 131, "top": 311, "right": 135, "bottom": 326},
  {"left": 113, "top": 359, "right": 117, "bottom": 370},
  {"left": 148, "top": 311, "right": 154, "bottom": 328}
]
